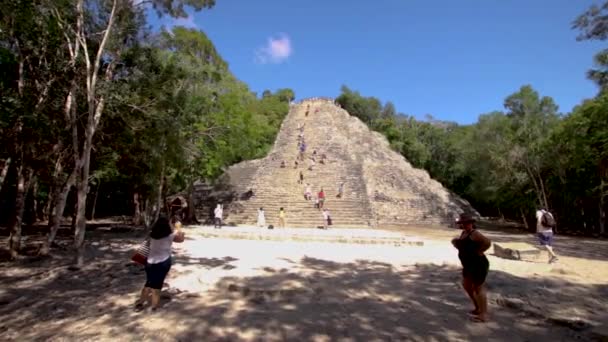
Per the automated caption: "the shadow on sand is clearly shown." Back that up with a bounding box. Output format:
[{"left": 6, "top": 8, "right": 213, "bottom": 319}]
[{"left": 1, "top": 236, "right": 605, "bottom": 341}]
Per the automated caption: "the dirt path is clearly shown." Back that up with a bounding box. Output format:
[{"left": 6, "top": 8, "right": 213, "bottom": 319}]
[{"left": 0, "top": 226, "right": 606, "bottom": 341}]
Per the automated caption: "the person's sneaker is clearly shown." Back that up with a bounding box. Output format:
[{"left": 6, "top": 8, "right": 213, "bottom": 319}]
[{"left": 549, "top": 256, "right": 558, "bottom": 264}]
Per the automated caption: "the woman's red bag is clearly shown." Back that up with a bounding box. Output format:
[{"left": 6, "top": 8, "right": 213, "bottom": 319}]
[{"left": 131, "top": 239, "right": 150, "bottom": 265}]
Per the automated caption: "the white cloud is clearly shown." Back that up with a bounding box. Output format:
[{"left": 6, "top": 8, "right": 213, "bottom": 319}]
[
  {"left": 255, "top": 34, "right": 293, "bottom": 64},
  {"left": 170, "top": 15, "right": 198, "bottom": 29}
]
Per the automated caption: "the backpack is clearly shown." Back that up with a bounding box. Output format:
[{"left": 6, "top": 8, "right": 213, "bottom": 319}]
[
  {"left": 541, "top": 211, "right": 556, "bottom": 228},
  {"left": 268, "top": 225, "right": 274, "bottom": 230}
]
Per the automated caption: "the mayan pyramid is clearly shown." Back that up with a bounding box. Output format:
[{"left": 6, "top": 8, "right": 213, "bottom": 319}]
[{"left": 194, "top": 98, "right": 477, "bottom": 228}]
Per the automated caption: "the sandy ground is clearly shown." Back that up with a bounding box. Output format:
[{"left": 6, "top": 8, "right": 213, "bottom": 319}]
[{"left": 1, "top": 225, "right": 607, "bottom": 341}]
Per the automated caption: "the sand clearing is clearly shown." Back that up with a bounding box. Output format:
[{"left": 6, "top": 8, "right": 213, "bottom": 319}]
[{"left": 1, "top": 225, "right": 607, "bottom": 341}]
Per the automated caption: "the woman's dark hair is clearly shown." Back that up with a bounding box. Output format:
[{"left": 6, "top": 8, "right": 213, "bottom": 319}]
[{"left": 150, "top": 214, "right": 172, "bottom": 240}]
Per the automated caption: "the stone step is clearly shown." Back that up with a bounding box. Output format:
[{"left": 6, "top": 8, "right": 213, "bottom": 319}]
[{"left": 187, "top": 226, "right": 423, "bottom": 246}]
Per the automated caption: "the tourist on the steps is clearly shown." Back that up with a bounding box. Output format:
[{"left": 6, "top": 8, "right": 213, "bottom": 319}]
[
  {"left": 322, "top": 208, "right": 331, "bottom": 229},
  {"left": 135, "top": 214, "right": 185, "bottom": 312},
  {"left": 337, "top": 182, "right": 345, "bottom": 198},
  {"left": 280, "top": 160, "right": 286, "bottom": 168},
  {"left": 257, "top": 207, "right": 266, "bottom": 228},
  {"left": 294, "top": 160, "right": 299, "bottom": 169},
  {"left": 278, "top": 207, "right": 286, "bottom": 228},
  {"left": 298, "top": 171, "right": 304, "bottom": 184},
  {"left": 320, "top": 153, "right": 327, "bottom": 164},
  {"left": 299, "top": 141, "right": 307, "bottom": 161},
  {"left": 305, "top": 184, "right": 312, "bottom": 200},
  {"left": 214, "top": 204, "right": 223, "bottom": 229},
  {"left": 308, "top": 158, "right": 316, "bottom": 171},
  {"left": 314, "top": 196, "right": 319, "bottom": 209},
  {"left": 318, "top": 188, "right": 326, "bottom": 209},
  {"left": 536, "top": 208, "right": 558, "bottom": 263},
  {"left": 451, "top": 213, "right": 491, "bottom": 323}
]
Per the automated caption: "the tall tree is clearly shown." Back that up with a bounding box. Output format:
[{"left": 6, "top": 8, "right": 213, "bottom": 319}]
[{"left": 573, "top": 1, "right": 608, "bottom": 91}]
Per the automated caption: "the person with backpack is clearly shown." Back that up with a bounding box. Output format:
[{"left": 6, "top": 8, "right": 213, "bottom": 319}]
[{"left": 536, "top": 208, "right": 558, "bottom": 263}]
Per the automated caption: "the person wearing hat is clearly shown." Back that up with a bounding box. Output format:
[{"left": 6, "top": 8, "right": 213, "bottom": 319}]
[{"left": 451, "top": 213, "right": 492, "bottom": 322}]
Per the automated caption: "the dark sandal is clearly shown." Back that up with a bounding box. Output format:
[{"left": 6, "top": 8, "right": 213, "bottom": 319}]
[{"left": 469, "top": 315, "right": 488, "bottom": 323}]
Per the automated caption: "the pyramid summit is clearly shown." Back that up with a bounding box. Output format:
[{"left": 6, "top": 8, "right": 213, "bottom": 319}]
[{"left": 195, "top": 98, "right": 477, "bottom": 228}]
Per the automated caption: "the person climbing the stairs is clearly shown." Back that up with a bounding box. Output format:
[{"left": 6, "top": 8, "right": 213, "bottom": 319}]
[
  {"left": 337, "top": 182, "right": 345, "bottom": 198},
  {"left": 299, "top": 141, "right": 306, "bottom": 161},
  {"left": 278, "top": 207, "right": 286, "bottom": 228},
  {"left": 257, "top": 207, "right": 266, "bottom": 228},
  {"left": 214, "top": 204, "right": 223, "bottom": 229},
  {"left": 298, "top": 171, "right": 304, "bottom": 184},
  {"left": 318, "top": 188, "right": 326, "bottom": 209},
  {"left": 305, "top": 183, "right": 312, "bottom": 200},
  {"left": 322, "top": 208, "right": 332, "bottom": 229},
  {"left": 308, "top": 158, "right": 316, "bottom": 171}
]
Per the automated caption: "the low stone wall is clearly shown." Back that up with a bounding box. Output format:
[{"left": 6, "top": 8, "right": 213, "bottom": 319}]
[{"left": 493, "top": 242, "right": 541, "bottom": 261}]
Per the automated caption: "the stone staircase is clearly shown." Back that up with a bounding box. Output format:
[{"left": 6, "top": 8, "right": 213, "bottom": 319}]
[{"left": 225, "top": 102, "right": 373, "bottom": 228}]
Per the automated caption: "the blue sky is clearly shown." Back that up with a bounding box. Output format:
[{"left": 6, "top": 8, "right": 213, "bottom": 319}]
[{"left": 149, "top": 0, "right": 604, "bottom": 124}]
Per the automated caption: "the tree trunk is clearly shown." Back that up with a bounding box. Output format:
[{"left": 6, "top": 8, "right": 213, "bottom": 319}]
[
  {"left": 524, "top": 165, "right": 544, "bottom": 209},
  {"left": 41, "top": 170, "right": 76, "bottom": 255},
  {"left": 537, "top": 172, "right": 550, "bottom": 210},
  {"left": 520, "top": 208, "right": 529, "bottom": 231},
  {"left": 8, "top": 165, "right": 33, "bottom": 259},
  {"left": 600, "top": 179, "right": 606, "bottom": 236},
  {"left": 71, "top": 0, "right": 117, "bottom": 267},
  {"left": 90, "top": 179, "right": 101, "bottom": 221},
  {"left": 185, "top": 181, "right": 198, "bottom": 224},
  {"left": 133, "top": 192, "right": 142, "bottom": 225},
  {"left": 74, "top": 135, "right": 93, "bottom": 267},
  {"left": 43, "top": 195, "right": 52, "bottom": 222},
  {"left": 144, "top": 162, "right": 166, "bottom": 231},
  {"left": 497, "top": 207, "right": 505, "bottom": 222},
  {"left": 0, "top": 158, "right": 11, "bottom": 194},
  {"left": 30, "top": 177, "right": 39, "bottom": 225},
  {"left": 156, "top": 163, "right": 166, "bottom": 219}
]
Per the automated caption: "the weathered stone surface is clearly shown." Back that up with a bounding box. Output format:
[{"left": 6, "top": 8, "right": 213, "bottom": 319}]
[
  {"left": 194, "top": 98, "right": 477, "bottom": 227},
  {"left": 493, "top": 242, "right": 541, "bottom": 261}
]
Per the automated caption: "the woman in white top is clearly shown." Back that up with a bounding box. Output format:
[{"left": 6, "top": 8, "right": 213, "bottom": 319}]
[
  {"left": 305, "top": 184, "right": 312, "bottom": 200},
  {"left": 257, "top": 207, "right": 266, "bottom": 228},
  {"left": 135, "top": 214, "right": 185, "bottom": 311}
]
